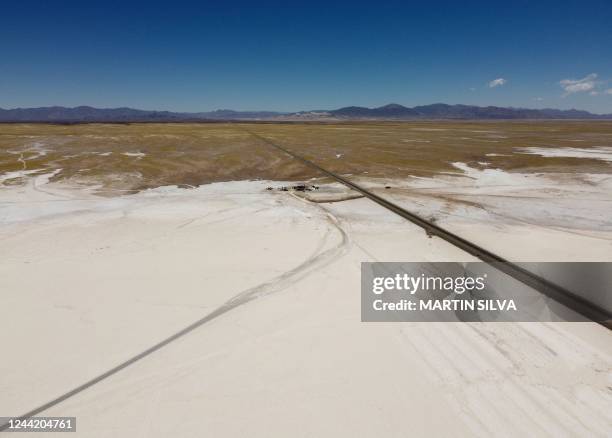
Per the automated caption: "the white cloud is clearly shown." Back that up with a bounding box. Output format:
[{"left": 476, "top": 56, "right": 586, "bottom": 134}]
[
  {"left": 606, "top": 89, "right": 612, "bottom": 95},
  {"left": 559, "top": 73, "right": 598, "bottom": 96},
  {"left": 533, "top": 97, "right": 544, "bottom": 101},
  {"left": 469, "top": 87, "right": 476, "bottom": 92},
  {"left": 589, "top": 91, "right": 600, "bottom": 96},
  {"left": 488, "top": 78, "right": 507, "bottom": 88}
]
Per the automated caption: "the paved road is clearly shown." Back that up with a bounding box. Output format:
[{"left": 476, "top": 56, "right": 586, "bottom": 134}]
[{"left": 247, "top": 129, "right": 612, "bottom": 328}]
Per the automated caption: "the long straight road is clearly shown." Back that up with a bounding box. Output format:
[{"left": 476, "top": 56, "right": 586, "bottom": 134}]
[{"left": 246, "top": 129, "right": 612, "bottom": 328}]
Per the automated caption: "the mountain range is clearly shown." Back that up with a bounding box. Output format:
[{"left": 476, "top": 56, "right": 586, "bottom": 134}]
[{"left": 1, "top": 103, "right": 611, "bottom": 122}]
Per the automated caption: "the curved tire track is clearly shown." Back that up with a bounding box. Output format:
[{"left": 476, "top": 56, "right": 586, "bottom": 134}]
[{"left": 0, "top": 196, "right": 349, "bottom": 432}]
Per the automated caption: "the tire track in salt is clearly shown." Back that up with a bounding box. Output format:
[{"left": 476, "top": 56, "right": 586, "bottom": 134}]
[{"left": 0, "top": 194, "right": 350, "bottom": 432}]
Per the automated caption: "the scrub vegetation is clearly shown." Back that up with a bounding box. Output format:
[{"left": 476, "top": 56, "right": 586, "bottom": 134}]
[{"left": 1, "top": 121, "right": 611, "bottom": 194}]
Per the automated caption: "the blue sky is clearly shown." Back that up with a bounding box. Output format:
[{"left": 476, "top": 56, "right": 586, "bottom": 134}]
[{"left": 1, "top": 0, "right": 612, "bottom": 113}]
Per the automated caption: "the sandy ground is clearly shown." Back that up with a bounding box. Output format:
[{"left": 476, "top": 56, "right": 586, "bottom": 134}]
[{"left": 1, "top": 172, "right": 612, "bottom": 437}]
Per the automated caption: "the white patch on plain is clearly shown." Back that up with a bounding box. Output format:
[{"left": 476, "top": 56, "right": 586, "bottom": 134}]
[
  {"left": 27, "top": 142, "right": 49, "bottom": 159},
  {"left": 35, "top": 169, "right": 62, "bottom": 186},
  {"left": 122, "top": 152, "right": 146, "bottom": 158},
  {"left": 372, "top": 164, "right": 612, "bottom": 242},
  {"left": 0, "top": 169, "right": 42, "bottom": 185},
  {"left": 410, "top": 128, "right": 447, "bottom": 131},
  {"left": 518, "top": 146, "right": 612, "bottom": 162}
]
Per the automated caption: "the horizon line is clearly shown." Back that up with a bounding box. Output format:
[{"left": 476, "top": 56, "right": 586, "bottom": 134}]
[{"left": 1, "top": 102, "right": 611, "bottom": 116}]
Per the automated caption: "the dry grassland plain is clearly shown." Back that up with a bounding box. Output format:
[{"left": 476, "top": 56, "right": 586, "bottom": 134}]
[{"left": 1, "top": 121, "right": 611, "bottom": 194}]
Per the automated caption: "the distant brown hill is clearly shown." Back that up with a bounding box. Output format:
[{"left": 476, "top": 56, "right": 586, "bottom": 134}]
[
  {"left": 329, "top": 103, "right": 612, "bottom": 119},
  {"left": 0, "top": 103, "right": 610, "bottom": 122}
]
